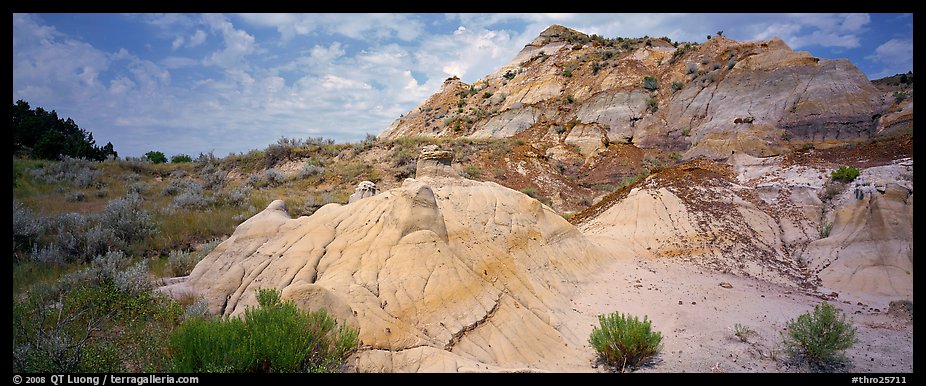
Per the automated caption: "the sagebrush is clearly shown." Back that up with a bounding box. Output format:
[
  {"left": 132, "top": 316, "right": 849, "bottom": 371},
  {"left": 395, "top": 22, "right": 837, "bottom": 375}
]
[
  {"left": 589, "top": 311, "right": 662, "bottom": 371},
  {"left": 782, "top": 302, "right": 857, "bottom": 366}
]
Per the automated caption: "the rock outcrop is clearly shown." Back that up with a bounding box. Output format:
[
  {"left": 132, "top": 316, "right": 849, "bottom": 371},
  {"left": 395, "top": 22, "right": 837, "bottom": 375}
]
[
  {"left": 348, "top": 181, "right": 379, "bottom": 203},
  {"left": 574, "top": 155, "right": 914, "bottom": 308},
  {"left": 800, "top": 159, "right": 913, "bottom": 307},
  {"left": 183, "top": 173, "right": 609, "bottom": 372},
  {"left": 379, "top": 25, "right": 887, "bottom": 160},
  {"left": 415, "top": 145, "right": 455, "bottom": 178}
]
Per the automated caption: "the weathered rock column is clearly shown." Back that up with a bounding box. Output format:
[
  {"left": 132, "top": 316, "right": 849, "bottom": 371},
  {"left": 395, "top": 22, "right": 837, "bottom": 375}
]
[
  {"left": 348, "top": 181, "right": 379, "bottom": 203},
  {"left": 415, "top": 145, "right": 456, "bottom": 178}
]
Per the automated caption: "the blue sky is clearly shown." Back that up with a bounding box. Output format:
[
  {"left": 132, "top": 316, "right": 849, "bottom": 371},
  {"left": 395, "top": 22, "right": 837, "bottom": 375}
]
[{"left": 13, "top": 13, "right": 913, "bottom": 157}]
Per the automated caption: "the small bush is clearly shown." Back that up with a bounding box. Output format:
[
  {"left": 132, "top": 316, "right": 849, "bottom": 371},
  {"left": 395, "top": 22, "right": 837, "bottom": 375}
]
[
  {"left": 29, "top": 156, "right": 101, "bottom": 188},
  {"left": 226, "top": 185, "right": 253, "bottom": 207},
  {"left": 126, "top": 182, "right": 147, "bottom": 195},
  {"left": 642, "top": 76, "right": 659, "bottom": 90},
  {"left": 830, "top": 166, "right": 860, "bottom": 182},
  {"left": 646, "top": 96, "right": 658, "bottom": 112},
  {"left": 589, "top": 311, "right": 662, "bottom": 371},
  {"left": 172, "top": 189, "right": 215, "bottom": 210},
  {"left": 14, "top": 201, "right": 46, "bottom": 257},
  {"left": 99, "top": 193, "right": 156, "bottom": 243},
  {"left": 264, "top": 168, "right": 286, "bottom": 187},
  {"left": 562, "top": 69, "right": 573, "bottom": 78},
  {"left": 727, "top": 58, "right": 737, "bottom": 69},
  {"left": 733, "top": 323, "right": 754, "bottom": 342},
  {"left": 463, "top": 165, "right": 483, "bottom": 180},
  {"left": 171, "top": 154, "right": 193, "bottom": 163},
  {"left": 167, "top": 250, "right": 201, "bottom": 277},
  {"left": 782, "top": 302, "right": 857, "bottom": 366},
  {"left": 168, "top": 288, "right": 359, "bottom": 373},
  {"left": 686, "top": 63, "right": 698, "bottom": 74},
  {"left": 299, "top": 164, "right": 325, "bottom": 179},
  {"left": 113, "top": 260, "right": 151, "bottom": 295},
  {"left": 671, "top": 81, "right": 685, "bottom": 92},
  {"left": 65, "top": 190, "right": 87, "bottom": 202},
  {"left": 819, "top": 223, "right": 833, "bottom": 238},
  {"left": 520, "top": 187, "right": 540, "bottom": 199},
  {"left": 711, "top": 62, "right": 721, "bottom": 71}
]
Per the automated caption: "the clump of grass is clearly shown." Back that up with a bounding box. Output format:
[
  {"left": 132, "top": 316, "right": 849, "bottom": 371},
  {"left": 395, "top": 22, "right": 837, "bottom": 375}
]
[
  {"left": 733, "top": 323, "right": 754, "bottom": 342},
  {"left": 830, "top": 166, "right": 860, "bottom": 182},
  {"left": 168, "top": 288, "right": 359, "bottom": 373},
  {"left": 589, "top": 311, "right": 662, "bottom": 371},
  {"left": 782, "top": 302, "right": 857, "bottom": 367}
]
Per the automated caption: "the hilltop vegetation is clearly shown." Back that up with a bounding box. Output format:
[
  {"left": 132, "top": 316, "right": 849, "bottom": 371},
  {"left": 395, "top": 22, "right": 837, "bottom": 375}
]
[{"left": 12, "top": 100, "right": 117, "bottom": 161}]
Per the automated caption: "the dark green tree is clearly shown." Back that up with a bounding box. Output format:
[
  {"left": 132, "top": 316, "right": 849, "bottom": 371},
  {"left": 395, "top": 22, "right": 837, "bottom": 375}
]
[
  {"left": 145, "top": 151, "right": 167, "bottom": 164},
  {"left": 12, "top": 100, "right": 116, "bottom": 161}
]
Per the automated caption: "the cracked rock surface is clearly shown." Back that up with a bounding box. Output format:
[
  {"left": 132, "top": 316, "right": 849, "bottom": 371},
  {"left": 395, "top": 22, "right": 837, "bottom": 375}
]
[{"left": 182, "top": 175, "right": 608, "bottom": 372}]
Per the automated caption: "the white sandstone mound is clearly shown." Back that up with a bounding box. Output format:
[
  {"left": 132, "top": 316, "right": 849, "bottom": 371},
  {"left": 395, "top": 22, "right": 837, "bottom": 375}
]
[
  {"left": 184, "top": 172, "right": 608, "bottom": 372},
  {"left": 801, "top": 159, "right": 914, "bottom": 307},
  {"left": 577, "top": 156, "right": 914, "bottom": 308}
]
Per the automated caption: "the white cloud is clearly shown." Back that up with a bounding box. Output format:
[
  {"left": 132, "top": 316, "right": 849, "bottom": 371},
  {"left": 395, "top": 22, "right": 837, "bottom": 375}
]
[
  {"left": 12, "top": 13, "right": 910, "bottom": 157},
  {"left": 201, "top": 13, "right": 257, "bottom": 69},
  {"left": 865, "top": 38, "right": 913, "bottom": 78},
  {"left": 236, "top": 13, "right": 424, "bottom": 43},
  {"left": 109, "top": 76, "right": 136, "bottom": 94},
  {"left": 188, "top": 30, "right": 207, "bottom": 47},
  {"left": 161, "top": 56, "right": 199, "bottom": 69}
]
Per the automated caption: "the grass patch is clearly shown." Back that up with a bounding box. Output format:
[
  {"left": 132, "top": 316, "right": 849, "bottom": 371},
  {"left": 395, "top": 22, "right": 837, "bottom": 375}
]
[{"left": 168, "top": 288, "right": 359, "bottom": 373}]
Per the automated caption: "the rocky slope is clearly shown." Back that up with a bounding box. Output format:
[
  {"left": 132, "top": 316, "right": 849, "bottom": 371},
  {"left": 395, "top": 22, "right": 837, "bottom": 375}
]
[
  {"left": 573, "top": 137, "right": 913, "bottom": 309},
  {"left": 380, "top": 25, "right": 889, "bottom": 160}
]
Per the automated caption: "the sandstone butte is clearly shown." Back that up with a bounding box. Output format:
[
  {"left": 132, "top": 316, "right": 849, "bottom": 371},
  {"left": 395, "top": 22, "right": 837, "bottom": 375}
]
[{"left": 163, "top": 25, "right": 913, "bottom": 372}]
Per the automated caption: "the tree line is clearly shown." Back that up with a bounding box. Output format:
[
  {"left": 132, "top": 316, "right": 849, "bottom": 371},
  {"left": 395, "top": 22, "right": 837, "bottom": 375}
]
[{"left": 12, "top": 100, "right": 118, "bottom": 161}]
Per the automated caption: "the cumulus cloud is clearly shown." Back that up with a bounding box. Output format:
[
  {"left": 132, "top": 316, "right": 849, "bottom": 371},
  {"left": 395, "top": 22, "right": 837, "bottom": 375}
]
[
  {"left": 201, "top": 13, "right": 257, "bottom": 69},
  {"left": 236, "top": 13, "right": 424, "bottom": 42},
  {"left": 865, "top": 38, "right": 913, "bottom": 78}
]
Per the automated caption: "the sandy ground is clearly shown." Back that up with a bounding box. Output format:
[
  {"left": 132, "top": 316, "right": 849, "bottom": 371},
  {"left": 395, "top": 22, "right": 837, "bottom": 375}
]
[{"left": 559, "top": 235, "right": 914, "bottom": 373}]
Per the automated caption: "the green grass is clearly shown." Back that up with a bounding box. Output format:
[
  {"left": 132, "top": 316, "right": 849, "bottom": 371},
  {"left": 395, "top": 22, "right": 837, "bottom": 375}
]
[
  {"left": 589, "top": 311, "right": 662, "bottom": 371},
  {"left": 831, "top": 166, "right": 860, "bottom": 182}
]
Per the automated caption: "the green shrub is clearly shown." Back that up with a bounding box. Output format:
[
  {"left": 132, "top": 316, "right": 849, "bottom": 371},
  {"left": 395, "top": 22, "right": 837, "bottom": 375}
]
[
  {"left": 171, "top": 154, "right": 193, "bottom": 163},
  {"left": 463, "top": 165, "right": 483, "bottom": 180},
  {"left": 145, "top": 151, "right": 167, "bottom": 164},
  {"left": 169, "top": 288, "right": 359, "bottom": 373},
  {"left": 671, "top": 81, "right": 685, "bottom": 92},
  {"left": 646, "top": 96, "right": 658, "bottom": 112},
  {"left": 589, "top": 311, "right": 662, "bottom": 371},
  {"left": 520, "top": 187, "right": 540, "bottom": 199},
  {"left": 687, "top": 63, "right": 698, "bottom": 74},
  {"left": 830, "top": 166, "right": 860, "bottom": 182},
  {"left": 782, "top": 302, "right": 857, "bottom": 366},
  {"left": 642, "top": 76, "right": 659, "bottom": 90},
  {"left": 562, "top": 69, "right": 573, "bottom": 77}
]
